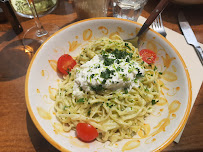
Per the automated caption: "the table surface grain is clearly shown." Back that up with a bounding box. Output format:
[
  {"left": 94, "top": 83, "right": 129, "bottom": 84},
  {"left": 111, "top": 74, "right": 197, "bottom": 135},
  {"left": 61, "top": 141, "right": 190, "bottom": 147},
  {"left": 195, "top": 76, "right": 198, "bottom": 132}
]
[{"left": 0, "top": 0, "right": 202, "bottom": 151}]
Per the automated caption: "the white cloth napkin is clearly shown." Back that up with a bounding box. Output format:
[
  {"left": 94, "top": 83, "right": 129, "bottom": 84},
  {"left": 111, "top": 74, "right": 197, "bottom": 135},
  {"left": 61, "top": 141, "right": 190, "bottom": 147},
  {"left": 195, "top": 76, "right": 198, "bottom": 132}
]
[{"left": 137, "top": 16, "right": 203, "bottom": 142}]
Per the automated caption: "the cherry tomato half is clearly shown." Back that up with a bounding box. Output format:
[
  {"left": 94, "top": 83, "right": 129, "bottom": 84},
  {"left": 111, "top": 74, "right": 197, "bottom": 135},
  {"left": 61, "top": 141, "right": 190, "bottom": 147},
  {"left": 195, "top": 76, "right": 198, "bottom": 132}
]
[
  {"left": 76, "top": 123, "right": 98, "bottom": 142},
  {"left": 139, "top": 49, "right": 157, "bottom": 64},
  {"left": 57, "top": 54, "right": 76, "bottom": 75}
]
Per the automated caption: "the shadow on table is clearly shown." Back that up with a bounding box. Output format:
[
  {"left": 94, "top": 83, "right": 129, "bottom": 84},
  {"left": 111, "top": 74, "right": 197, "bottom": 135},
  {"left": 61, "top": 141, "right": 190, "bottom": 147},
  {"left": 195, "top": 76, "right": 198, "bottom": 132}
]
[
  {"left": 0, "top": 39, "right": 32, "bottom": 81},
  {"left": 144, "top": 0, "right": 203, "bottom": 26},
  {"left": 0, "top": 29, "right": 18, "bottom": 44},
  {"left": 26, "top": 111, "right": 59, "bottom": 152}
]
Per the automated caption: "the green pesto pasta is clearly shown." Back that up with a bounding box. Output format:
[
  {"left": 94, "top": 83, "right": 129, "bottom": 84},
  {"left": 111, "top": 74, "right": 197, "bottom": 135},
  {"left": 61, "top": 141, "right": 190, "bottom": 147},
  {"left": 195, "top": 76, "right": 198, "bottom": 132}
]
[{"left": 54, "top": 36, "right": 160, "bottom": 143}]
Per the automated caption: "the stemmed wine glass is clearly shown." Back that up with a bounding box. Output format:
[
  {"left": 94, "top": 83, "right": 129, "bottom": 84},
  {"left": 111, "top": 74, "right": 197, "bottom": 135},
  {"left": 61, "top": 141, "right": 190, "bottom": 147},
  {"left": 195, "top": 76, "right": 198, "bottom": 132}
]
[{"left": 23, "top": 0, "right": 59, "bottom": 53}]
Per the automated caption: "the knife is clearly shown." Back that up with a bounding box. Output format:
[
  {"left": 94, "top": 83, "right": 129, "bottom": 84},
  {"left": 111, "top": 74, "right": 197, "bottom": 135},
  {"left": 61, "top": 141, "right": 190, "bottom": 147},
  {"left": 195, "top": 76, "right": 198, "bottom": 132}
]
[{"left": 178, "top": 11, "right": 203, "bottom": 65}]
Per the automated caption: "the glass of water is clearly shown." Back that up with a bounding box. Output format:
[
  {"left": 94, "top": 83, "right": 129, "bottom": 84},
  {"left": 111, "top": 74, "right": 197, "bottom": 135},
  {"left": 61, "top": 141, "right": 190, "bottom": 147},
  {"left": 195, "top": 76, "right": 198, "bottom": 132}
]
[
  {"left": 73, "top": 0, "right": 109, "bottom": 20},
  {"left": 113, "top": 0, "right": 148, "bottom": 21}
]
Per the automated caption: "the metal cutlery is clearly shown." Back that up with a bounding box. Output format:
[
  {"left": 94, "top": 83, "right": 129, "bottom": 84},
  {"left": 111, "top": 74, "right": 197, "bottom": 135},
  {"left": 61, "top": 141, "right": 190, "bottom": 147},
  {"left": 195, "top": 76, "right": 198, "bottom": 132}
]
[
  {"left": 151, "top": 14, "right": 167, "bottom": 37},
  {"left": 124, "top": 0, "right": 169, "bottom": 47},
  {"left": 178, "top": 11, "right": 203, "bottom": 65}
]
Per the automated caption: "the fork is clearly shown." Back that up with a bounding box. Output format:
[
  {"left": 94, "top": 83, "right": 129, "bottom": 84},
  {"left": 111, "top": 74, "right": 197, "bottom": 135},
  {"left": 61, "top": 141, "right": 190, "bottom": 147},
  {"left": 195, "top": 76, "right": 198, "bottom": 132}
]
[
  {"left": 151, "top": 14, "right": 167, "bottom": 37},
  {"left": 124, "top": 0, "right": 169, "bottom": 47}
]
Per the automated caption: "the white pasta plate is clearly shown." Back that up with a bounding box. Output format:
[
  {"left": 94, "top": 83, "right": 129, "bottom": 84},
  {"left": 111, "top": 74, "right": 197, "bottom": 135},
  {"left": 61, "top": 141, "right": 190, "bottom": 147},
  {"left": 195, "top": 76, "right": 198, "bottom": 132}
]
[{"left": 25, "top": 17, "right": 192, "bottom": 152}]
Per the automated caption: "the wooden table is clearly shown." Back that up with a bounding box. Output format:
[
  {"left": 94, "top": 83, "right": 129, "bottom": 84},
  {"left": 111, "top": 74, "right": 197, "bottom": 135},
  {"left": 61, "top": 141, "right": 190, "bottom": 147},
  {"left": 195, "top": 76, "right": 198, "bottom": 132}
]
[{"left": 0, "top": 0, "right": 202, "bottom": 151}]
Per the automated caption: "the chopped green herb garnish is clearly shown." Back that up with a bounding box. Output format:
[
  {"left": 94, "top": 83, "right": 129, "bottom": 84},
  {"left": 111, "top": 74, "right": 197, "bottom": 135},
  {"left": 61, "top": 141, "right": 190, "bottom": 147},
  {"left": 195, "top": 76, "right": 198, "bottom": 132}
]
[
  {"left": 102, "top": 79, "right": 106, "bottom": 84},
  {"left": 159, "top": 72, "right": 163, "bottom": 75},
  {"left": 112, "top": 49, "right": 132, "bottom": 59},
  {"left": 126, "top": 57, "right": 130, "bottom": 62},
  {"left": 88, "top": 110, "right": 91, "bottom": 116},
  {"left": 102, "top": 50, "right": 116, "bottom": 66},
  {"left": 129, "top": 53, "right": 133, "bottom": 58},
  {"left": 136, "top": 73, "right": 143, "bottom": 79},
  {"left": 90, "top": 74, "right": 95, "bottom": 79},
  {"left": 103, "top": 58, "right": 115, "bottom": 66},
  {"left": 63, "top": 106, "right": 67, "bottom": 110},
  {"left": 101, "top": 68, "right": 115, "bottom": 79},
  {"left": 123, "top": 77, "right": 128, "bottom": 81},
  {"left": 116, "top": 67, "right": 124, "bottom": 72},
  {"left": 116, "top": 60, "right": 120, "bottom": 64},
  {"left": 151, "top": 99, "right": 158, "bottom": 105},
  {"left": 95, "top": 64, "right": 100, "bottom": 69},
  {"left": 128, "top": 68, "right": 133, "bottom": 73},
  {"left": 91, "top": 85, "right": 104, "bottom": 92},
  {"left": 101, "top": 50, "right": 107, "bottom": 55},
  {"left": 121, "top": 74, "right": 128, "bottom": 81},
  {"left": 125, "top": 42, "right": 131, "bottom": 50},
  {"left": 135, "top": 68, "right": 143, "bottom": 78},
  {"left": 106, "top": 102, "right": 114, "bottom": 108},
  {"left": 116, "top": 67, "right": 121, "bottom": 71},
  {"left": 77, "top": 98, "right": 85, "bottom": 103},
  {"left": 66, "top": 68, "right": 71, "bottom": 76},
  {"left": 105, "top": 48, "right": 112, "bottom": 52},
  {"left": 124, "top": 88, "right": 128, "bottom": 94},
  {"left": 145, "top": 88, "right": 149, "bottom": 92},
  {"left": 63, "top": 105, "right": 71, "bottom": 110},
  {"left": 154, "top": 66, "right": 157, "bottom": 71},
  {"left": 134, "top": 79, "right": 138, "bottom": 83}
]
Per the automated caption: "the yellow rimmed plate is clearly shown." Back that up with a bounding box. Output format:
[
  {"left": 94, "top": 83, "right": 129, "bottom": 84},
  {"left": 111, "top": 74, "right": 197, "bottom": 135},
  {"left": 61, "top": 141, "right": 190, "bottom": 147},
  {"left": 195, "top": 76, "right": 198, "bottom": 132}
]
[{"left": 25, "top": 17, "right": 192, "bottom": 152}]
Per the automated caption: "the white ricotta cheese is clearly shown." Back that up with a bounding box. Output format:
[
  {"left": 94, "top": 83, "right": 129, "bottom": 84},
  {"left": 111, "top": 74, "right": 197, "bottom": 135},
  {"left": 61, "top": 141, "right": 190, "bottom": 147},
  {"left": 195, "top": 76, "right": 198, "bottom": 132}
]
[{"left": 73, "top": 51, "right": 145, "bottom": 96}]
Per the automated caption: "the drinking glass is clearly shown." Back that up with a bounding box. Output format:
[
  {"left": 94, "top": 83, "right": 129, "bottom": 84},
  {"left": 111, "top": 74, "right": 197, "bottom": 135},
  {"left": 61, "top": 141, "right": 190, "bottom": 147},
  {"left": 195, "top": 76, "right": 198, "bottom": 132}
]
[
  {"left": 113, "top": 0, "right": 148, "bottom": 21},
  {"left": 13, "top": 0, "right": 59, "bottom": 53},
  {"left": 73, "top": 0, "right": 109, "bottom": 20},
  {"left": 11, "top": 0, "right": 58, "bottom": 18}
]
